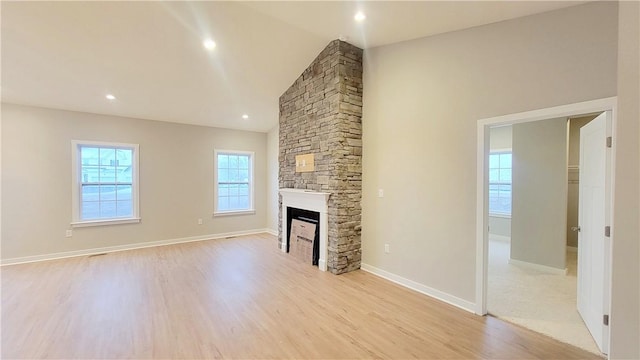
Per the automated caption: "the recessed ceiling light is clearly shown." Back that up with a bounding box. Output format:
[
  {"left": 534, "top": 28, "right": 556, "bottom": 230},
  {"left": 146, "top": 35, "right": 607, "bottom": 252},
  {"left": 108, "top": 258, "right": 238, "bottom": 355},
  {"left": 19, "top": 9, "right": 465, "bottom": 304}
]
[
  {"left": 105, "top": 94, "right": 116, "bottom": 100},
  {"left": 242, "top": 114, "right": 249, "bottom": 119},
  {"left": 203, "top": 39, "right": 216, "bottom": 50},
  {"left": 354, "top": 12, "right": 366, "bottom": 22}
]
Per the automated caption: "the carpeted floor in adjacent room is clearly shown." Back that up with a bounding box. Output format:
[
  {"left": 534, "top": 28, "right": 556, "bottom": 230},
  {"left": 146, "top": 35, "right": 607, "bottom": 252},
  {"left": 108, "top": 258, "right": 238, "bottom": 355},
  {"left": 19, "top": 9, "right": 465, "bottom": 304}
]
[{"left": 487, "top": 239, "right": 601, "bottom": 355}]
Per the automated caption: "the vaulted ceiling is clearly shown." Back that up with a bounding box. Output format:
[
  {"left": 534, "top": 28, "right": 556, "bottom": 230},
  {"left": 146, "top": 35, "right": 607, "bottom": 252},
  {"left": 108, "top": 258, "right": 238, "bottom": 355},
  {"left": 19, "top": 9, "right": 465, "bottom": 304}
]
[{"left": 1, "top": 1, "right": 587, "bottom": 132}]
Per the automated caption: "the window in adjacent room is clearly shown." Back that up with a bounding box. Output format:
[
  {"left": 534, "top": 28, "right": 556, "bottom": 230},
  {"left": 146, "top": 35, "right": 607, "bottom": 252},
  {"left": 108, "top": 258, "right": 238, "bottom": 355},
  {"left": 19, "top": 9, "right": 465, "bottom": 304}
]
[
  {"left": 214, "top": 150, "right": 255, "bottom": 216},
  {"left": 489, "top": 151, "right": 512, "bottom": 216},
  {"left": 71, "top": 141, "right": 140, "bottom": 227}
]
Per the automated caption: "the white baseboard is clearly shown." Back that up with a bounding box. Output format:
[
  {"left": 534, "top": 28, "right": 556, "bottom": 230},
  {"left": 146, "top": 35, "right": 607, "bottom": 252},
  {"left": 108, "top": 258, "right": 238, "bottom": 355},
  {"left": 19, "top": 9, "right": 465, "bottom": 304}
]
[
  {"left": 360, "top": 263, "right": 475, "bottom": 313},
  {"left": 1, "top": 228, "right": 271, "bottom": 266},
  {"left": 566, "top": 246, "right": 578, "bottom": 253},
  {"left": 508, "top": 258, "right": 568, "bottom": 275},
  {"left": 265, "top": 228, "right": 278, "bottom": 236},
  {"left": 488, "top": 234, "right": 511, "bottom": 243}
]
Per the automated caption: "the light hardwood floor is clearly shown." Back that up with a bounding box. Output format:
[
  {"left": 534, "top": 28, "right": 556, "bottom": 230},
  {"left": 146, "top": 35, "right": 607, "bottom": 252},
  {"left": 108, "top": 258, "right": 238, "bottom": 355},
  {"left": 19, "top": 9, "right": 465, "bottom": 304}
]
[{"left": 2, "top": 234, "right": 601, "bottom": 359}]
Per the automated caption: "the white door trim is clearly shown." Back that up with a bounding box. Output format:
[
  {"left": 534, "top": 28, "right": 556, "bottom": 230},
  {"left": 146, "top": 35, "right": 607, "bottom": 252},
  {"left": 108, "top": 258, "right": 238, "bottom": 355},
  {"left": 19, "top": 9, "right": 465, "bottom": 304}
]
[{"left": 475, "top": 98, "right": 617, "bottom": 344}]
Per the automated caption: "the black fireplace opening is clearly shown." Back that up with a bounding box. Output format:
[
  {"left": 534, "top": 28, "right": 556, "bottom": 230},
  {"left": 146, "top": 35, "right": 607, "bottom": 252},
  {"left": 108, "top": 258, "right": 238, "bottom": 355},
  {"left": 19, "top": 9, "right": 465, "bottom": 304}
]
[{"left": 286, "top": 206, "right": 320, "bottom": 266}]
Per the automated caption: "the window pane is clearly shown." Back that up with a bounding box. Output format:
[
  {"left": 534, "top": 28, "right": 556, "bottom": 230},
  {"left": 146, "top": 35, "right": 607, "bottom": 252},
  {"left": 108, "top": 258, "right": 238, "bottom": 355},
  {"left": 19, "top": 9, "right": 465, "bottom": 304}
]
[
  {"left": 229, "top": 196, "right": 239, "bottom": 210},
  {"left": 499, "top": 169, "right": 512, "bottom": 183},
  {"left": 99, "top": 148, "right": 116, "bottom": 166},
  {"left": 500, "top": 153, "right": 512, "bottom": 168},
  {"left": 81, "top": 147, "right": 100, "bottom": 166},
  {"left": 218, "top": 155, "right": 228, "bottom": 169},
  {"left": 489, "top": 184, "right": 512, "bottom": 214},
  {"left": 81, "top": 166, "right": 100, "bottom": 183},
  {"left": 116, "top": 149, "right": 132, "bottom": 166},
  {"left": 228, "top": 169, "right": 239, "bottom": 182},
  {"left": 238, "top": 155, "right": 249, "bottom": 169},
  {"left": 100, "top": 201, "right": 117, "bottom": 218},
  {"left": 218, "top": 168, "right": 229, "bottom": 182},
  {"left": 116, "top": 167, "right": 132, "bottom": 183},
  {"left": 100, "top": 168, "right": 116, "bottom": 183},
  {"left": 489, "top": 169, "right": 499, "bottom": 182},
  {"left": 489, "top": 152, "right": 512, "bottom": 214},
  {"left": 100, "top": 185, "right": 117, "bottom": 201},
  {"left": 76, "top": 143, "right": 137, "bottom": 222},
  {"left": 116, "top": 185, "right": 132, "bottom": 201},
  {"left": 82, "top": 185, "right": 100, "bottom": 202},
  {"left": 489, "top": 154, "right": 499, "bottom": 169},
  {"left": 116, "top": 200, "right": 132, "bottom": 217},
  {"left": 218, "top": 197, "right": 230, "bottom": 211},
  {"left": 229, "top": 155, "right": 238, "bottom": 168},
  {"left": 219, "top": 184, "right": 229, "bottom": 196},
  {"left": 239, "top": 169, "right": 249, "bottom": 182},
  {"left": 215, "top": 151, "right": 252, "bottom": 213},
  {"left": 82, "top": 201, "right": 100, "bottom": 220}
]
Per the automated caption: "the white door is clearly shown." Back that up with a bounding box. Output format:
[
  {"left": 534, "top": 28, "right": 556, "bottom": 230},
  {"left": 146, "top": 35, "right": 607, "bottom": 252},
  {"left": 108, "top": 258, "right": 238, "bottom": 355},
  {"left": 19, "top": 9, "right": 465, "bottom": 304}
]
[{"left": 577, "top": 111, "right": 610, "bottom": 354}]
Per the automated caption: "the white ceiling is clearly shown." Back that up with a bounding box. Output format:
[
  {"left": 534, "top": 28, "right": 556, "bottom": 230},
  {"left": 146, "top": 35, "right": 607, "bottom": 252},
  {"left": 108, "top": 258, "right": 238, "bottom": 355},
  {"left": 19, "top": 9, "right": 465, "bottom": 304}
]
[{"left": 1, "top": 1, "right": 587, "bottom": 133}]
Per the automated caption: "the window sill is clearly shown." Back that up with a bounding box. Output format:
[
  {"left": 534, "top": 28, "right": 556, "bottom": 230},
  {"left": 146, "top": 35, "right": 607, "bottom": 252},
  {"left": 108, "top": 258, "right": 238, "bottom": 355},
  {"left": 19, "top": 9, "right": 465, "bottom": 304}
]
[
  {"left": 213, "top": 209, "right": 256, "bottom": 217},
  {"left": 489, "top": 213, "right": 511, "bottom": 219},
  {"left": 71, "top": 218, "right": 141, "bottom": 228}
]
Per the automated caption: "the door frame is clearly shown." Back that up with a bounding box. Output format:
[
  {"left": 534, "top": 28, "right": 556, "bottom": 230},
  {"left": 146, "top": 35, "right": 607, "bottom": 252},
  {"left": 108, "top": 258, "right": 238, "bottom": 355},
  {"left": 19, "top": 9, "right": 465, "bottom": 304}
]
[{"left": 474, "top": 97, "right": 617, "bottom": 337}]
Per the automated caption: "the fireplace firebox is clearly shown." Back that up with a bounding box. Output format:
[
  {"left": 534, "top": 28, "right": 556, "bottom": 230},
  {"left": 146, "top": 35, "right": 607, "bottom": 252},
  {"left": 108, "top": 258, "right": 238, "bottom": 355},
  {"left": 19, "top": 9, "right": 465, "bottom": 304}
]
[{"left": 286, "top": 207, "right": 320, "bottom": 265}]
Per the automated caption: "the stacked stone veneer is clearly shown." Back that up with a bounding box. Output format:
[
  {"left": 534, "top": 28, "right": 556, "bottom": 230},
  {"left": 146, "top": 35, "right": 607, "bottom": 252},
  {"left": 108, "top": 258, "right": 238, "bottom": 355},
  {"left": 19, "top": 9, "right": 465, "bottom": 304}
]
[{"left": 278, "top": 40, "right": 363, "bottom": 274}]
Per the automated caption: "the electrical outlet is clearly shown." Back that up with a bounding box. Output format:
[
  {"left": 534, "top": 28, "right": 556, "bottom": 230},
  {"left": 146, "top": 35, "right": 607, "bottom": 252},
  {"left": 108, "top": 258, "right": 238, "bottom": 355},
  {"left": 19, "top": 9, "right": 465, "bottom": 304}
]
[
  {"left": 384, "top": 244, "right": 390, "bottom": 253},
  {"left": 197, "top": 218, "right": 203, "bottom": 225},
  {"left": 66, "top": 230, "right": 73, "bottom": 238},
  {"left": 378, "top": 189, "right": 384, "bottom": 198}
]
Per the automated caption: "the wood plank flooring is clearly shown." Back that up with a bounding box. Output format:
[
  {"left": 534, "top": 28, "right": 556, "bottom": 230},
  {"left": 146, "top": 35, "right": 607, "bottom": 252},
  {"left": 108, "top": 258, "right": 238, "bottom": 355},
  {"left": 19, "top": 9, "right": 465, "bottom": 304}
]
[{"left": 2, "top": 234, "right": 601, "bottom": 359}]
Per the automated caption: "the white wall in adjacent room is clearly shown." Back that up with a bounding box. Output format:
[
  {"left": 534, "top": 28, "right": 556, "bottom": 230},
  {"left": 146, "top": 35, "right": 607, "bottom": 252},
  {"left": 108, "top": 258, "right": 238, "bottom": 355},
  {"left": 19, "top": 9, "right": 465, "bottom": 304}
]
[{"left": 510, "top": 117, "right": 567, "bottom": 270}]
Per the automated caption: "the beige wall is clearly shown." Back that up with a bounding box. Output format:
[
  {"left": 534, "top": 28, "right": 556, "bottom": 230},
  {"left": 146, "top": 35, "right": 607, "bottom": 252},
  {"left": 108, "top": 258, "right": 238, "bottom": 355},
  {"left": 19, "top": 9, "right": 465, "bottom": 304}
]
[
  {"left": 610, "top": 1, "right": 640, "bottom": 358},
  {"left": 511, "top": 118, "right": 567, "bottom": 270},
  {"left": 361, "top": 1, "right": 617, "bottom": 304},
  {"left": 1, "top": 104, "right": 268, "bottom": 261},
  {"left": 266, "top": 125, "right": 279, "bottom": 232}
]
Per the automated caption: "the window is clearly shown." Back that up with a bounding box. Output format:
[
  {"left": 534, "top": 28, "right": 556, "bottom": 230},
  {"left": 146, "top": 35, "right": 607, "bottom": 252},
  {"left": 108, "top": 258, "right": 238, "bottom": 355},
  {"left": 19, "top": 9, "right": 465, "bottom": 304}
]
[
  {"left": 489, "top": 151, "right": 512, "bottom": 216},
  {"left": 71, "top": 141, "right": 140, "bottom": 227},
  {"left": 214, "top": 150, "right": 254, "bottom": 216}
]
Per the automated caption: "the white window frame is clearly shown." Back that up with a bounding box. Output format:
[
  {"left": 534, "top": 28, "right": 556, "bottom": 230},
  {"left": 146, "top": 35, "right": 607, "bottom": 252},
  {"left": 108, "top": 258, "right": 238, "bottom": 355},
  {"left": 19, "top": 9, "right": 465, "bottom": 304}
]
[
  {"left": 488, "top": 149, "right": 512, "bottom": 218},
  {"left": 214, "top": 149, "right": 255, "bottom": 216},
  {"left": 71, "top": 140, "right": 141, "bottom": 227}
]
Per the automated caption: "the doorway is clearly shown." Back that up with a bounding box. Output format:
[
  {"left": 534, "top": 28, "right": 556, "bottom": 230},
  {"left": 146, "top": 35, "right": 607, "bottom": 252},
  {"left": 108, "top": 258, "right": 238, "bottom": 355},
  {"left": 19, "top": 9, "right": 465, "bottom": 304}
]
[
  {"left": 475, "top": 98, "right": 616, "bottom": 354},
  {"left": 486, "top": 118, "right": 598, "bottom": 353}
]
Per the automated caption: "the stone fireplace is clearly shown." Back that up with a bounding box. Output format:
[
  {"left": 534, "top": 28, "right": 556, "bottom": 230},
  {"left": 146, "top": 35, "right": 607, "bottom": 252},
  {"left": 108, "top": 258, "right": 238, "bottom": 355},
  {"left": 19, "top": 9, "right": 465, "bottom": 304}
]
[{"left": 278, "top": 40, "right": 363, "bottom": 274}]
